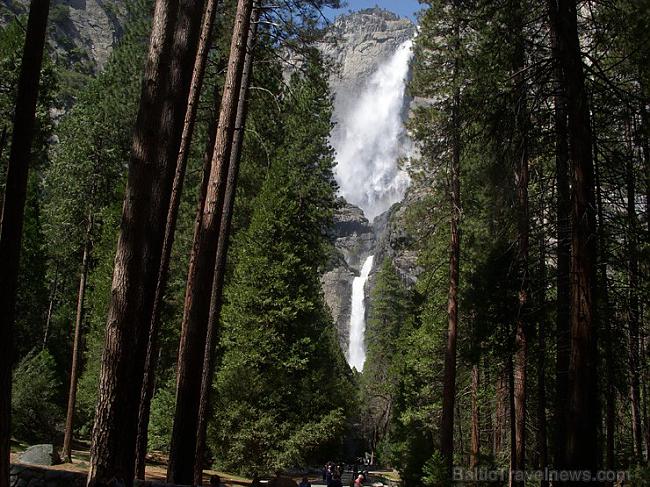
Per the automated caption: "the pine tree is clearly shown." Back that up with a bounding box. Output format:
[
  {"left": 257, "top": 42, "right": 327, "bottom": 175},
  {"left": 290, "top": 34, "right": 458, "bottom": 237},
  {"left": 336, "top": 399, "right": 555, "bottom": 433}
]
[{"left": 210, "top": 54, "right": 353, "bottom": 475}]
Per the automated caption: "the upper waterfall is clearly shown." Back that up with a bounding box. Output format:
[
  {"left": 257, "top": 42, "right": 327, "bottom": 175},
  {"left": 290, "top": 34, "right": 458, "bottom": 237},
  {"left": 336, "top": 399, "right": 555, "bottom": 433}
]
[{"left": 331, "top": 40, "right": 414, "bottom": 221}]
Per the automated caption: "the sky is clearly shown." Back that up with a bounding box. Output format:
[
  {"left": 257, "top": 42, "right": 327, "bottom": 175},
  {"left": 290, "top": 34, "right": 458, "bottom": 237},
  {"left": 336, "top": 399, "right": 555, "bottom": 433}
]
[{"left": 323, "top": 0, "right": 422, "bottom": 21}]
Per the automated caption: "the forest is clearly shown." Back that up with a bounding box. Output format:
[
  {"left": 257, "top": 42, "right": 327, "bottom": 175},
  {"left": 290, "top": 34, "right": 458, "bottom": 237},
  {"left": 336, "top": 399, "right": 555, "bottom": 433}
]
[{"left": 0, "top": 0, "right": 649, "bottom": 486}]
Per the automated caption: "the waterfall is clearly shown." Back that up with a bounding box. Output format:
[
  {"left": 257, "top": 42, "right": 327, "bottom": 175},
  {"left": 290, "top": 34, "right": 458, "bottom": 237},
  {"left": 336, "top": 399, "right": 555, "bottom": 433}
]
[
  {"left": 347, "top": 255, "right": 375, "bottom": 371},
  {"left": 332, "top": 40, "right": 414, "bottom": 221}
]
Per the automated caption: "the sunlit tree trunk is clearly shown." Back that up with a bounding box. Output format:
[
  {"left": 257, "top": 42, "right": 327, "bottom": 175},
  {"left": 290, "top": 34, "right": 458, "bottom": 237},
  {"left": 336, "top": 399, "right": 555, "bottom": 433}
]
[
  {"left": 63, "top": 215, "right": 93, "bottom": 462},
  {"left": 167, "top": 0, "right": 254, "bottom": 483},
  {"left": 192, "top": 6, "right": 259, "bottom": 484},
  {"left": 87, "top": 0, "right": 208, "bottom": 480},
  {"left": 134, "top": 0, "right": 219, "bottom": 477}
]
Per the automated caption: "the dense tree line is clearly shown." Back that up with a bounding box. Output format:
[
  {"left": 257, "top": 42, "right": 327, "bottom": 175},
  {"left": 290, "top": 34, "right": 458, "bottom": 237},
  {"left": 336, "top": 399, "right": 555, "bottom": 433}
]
[{"left": 357, "top": 0, "right": 650, "bottom": 485}]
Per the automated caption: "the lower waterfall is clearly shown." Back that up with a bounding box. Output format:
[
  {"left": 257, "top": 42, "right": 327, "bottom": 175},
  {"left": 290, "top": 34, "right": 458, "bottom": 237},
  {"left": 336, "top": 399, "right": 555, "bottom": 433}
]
[{"left": 347, "top": 255, "right": 375, "bottom": 371}]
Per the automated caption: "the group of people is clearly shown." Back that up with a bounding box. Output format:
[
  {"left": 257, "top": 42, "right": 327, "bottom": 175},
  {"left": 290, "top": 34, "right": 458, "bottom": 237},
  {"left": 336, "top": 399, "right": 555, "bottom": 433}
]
[{"left": 319, "top": 463, "right": 368, "bottom": 487}]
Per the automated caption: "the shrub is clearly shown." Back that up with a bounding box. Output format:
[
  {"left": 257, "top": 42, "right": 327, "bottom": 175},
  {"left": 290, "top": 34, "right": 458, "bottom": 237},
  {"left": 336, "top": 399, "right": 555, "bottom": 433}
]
[{"left": 11, "top": 349, "right": 62, "bottom": 442}]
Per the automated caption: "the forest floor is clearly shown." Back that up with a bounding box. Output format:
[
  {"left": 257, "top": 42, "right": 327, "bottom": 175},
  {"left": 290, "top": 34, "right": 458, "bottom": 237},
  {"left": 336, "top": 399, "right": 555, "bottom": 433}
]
[{"left": 10, "top": 441, "right": 251, "bottom": 486}]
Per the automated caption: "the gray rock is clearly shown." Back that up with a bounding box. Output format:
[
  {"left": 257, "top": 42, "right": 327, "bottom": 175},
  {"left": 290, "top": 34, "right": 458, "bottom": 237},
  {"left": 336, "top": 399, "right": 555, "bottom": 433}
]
[
  {"left": 1, "top": 0, "right": 126, "bottom": 72},
  {"left": 18, "top": 445, "right": 61, "bottom": 466}
]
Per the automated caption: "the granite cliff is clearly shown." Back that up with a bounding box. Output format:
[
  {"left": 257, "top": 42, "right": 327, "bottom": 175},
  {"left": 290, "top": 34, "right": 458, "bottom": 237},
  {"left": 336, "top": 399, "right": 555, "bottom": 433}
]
[{"left": 1, "top": 0, "right": 126, "bottom": 71}]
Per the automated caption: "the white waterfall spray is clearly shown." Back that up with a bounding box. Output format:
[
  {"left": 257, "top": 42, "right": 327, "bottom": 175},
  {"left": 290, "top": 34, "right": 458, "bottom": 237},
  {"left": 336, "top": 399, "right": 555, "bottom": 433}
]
[
  {"left": 332, "top": 40, "right": 414, "bottom": 221},
  {"left": 347, "top": 255, "right": 375, "bottom": 371}
]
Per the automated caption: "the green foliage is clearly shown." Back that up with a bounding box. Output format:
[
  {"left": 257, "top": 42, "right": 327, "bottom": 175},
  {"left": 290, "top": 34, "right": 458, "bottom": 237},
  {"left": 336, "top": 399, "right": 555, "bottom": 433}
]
[
  {"left": 11, "top": 350, "right": 62, "bottom": 442},
  {"left": 209, "top": 53, "right": 354, "bottom": 475},
  {"left": 147, "top": 376, "right": 177, "bottom": 452}
]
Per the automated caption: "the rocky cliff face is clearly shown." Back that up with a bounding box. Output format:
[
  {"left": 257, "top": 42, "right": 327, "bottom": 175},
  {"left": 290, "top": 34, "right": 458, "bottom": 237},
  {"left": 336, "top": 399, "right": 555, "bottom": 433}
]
[{"left": 1, "top": 0, "right": 126, "bottom": 71}]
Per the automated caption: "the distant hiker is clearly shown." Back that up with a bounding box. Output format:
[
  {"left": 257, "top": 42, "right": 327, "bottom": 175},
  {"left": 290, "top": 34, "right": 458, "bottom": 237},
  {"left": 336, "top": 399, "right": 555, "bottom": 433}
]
[
  {"left": 299, "top": 477, "right": 311, "bottom": 487},
  {"left": 331, "top": 474, "right": 343, "bottom": 487},
  {"left": 322, "top": 465, "right": 328, "bottom": 482},
  {"left": 354, "top": 474, "right": 364, "bottom": 487},
  {"left": 326, "top": 465, "right": 333, "bottom": 487}
]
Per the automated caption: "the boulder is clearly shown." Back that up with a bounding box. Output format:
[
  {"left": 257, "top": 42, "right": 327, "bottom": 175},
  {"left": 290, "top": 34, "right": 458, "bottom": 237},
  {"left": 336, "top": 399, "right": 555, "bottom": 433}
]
[{"left": 18, "top": 445, "right": 61, "bottom": 466}]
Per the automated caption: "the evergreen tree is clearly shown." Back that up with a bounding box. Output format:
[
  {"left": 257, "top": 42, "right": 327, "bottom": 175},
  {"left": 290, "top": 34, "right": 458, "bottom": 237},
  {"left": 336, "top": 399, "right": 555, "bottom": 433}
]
[{"left": 210, "top": 54, "right": 354, "bottom": 475}]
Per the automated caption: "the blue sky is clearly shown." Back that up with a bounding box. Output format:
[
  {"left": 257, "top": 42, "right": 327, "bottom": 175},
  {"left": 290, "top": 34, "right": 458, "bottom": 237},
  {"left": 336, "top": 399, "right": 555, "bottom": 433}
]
[{"left": 323, "top": 0, "right": 423, "bottom": 21}]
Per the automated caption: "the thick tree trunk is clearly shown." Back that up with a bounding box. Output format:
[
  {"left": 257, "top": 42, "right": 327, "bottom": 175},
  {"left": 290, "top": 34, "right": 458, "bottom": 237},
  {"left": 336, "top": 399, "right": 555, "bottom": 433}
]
[
  {"left": 87, "top": 0, "right": 207, "bottom": 481},
  {"left": 192, "top": 7, "right": 259, "bottom": 484},
  {"left": 0, "top": 0, "right": 50, "bottom": 484},
  {"left": 63, "top": 216, "right": 93, "bottom": 463},
  {"left": 167, "top": 1, "right": 254, "bottom": 483},
  {"left": 551, "top": 0, "right": 599, "bottom": 480},
  {"left": 134, "top": 0, "right": 219, "bottom": 477},
  {"left": 547, "top": 0, "right": 571, "bottom": 471},
  {"left": 470, "top": 365, "right": 480, "bottom": 470}
]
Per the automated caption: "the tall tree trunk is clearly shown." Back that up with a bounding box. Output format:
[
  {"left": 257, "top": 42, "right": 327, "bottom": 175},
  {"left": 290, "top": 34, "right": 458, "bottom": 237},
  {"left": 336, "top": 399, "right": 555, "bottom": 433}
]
[
  {"left": 192, "top": 6, "right": 259, "bottom": 484},
  {"left": 134, "top": 0, "right": 219, "bottom": 476},
  {"left": 43, "top": 264, "right": 59, "bottom": 349},
  {"left": 537, "top": 201, "right": 548, "bottom": 487},
  {"left": 87, "top": 0, "right": 208, "bottom": 480},
  {"left": 494, "top": 370, "right": 507, "bottom": 458},
  {"left": 594, "top": 136, "right": 615, "bottom": 474},
  {"left": 63, "top": 215, "right": 93, "bottom": 463},
  {"left": 552, "top": 0, "right": 599, "bottom": 479},
  {"left": 626, "top": 126, "right": 643, "bottom": 462},
  {"left": 440, "top": 85, "right": 461, "bottom": 482},
  {"left": 511, "top": 2, "right": 529, "bottom": 483},
  {"left": 167, "top": 0, "right": 254, "bottom": 483},
  {"left": 470, "top": 365, "right": 480, "bottom": 470},
  {"left": 547, "top": 0, "right": 571, "bottom": 471},
  {"left": 508, "top": 359, "right": 516, "bottom": 487},
  {"left": 0, "top": 0, "right": 50, "bottom": 484}
]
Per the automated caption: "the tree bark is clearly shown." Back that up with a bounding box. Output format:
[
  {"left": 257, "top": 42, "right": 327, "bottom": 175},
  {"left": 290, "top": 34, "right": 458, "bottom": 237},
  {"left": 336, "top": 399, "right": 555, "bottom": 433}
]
[
  {"left": 536, "top": 181, "right": 548, "bottom": 486},
  {"left": 167, "top": 0, "right": 254, "bottom": 483},
  {"left": 440, "top": 84, "right": 461, "bottom": 482},
  {"left": 134, "top": 0, "right": 219, "bottom": 477},
  {"left": 551, "top": 0, "right": 599, "bottom": 479},
  {"left": 512, "top": 0, "right": 530, "bottom": 486},
  {"left": 63, "top": 215, "right": 93, "bottom": 463},
  {"left": 547, "top": 0, "right": 571, "bottom": 471},
  {"left": 508, "top": 359, "right": 516, "bottom": 487},
  {"left": 511, "top": 2, "right": 529, "bottom": 483},
  {"left": 192, "top": 6, "right": 259, "bottom": 484},
  {"left": 86, "top": 0, "right": 208, "bottom": 481},
  {"left": 0, "top": 0, "right": 50, "bottom": 484},
  {"left": 470, "top": 365, "right": 480, "bottom": 470}
]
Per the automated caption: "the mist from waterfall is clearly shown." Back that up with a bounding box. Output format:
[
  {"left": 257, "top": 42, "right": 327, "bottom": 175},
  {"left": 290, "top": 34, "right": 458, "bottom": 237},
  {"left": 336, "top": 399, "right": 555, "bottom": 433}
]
[
  {"left": 332, "top": 40, "right": 413, "bottom": 221},
  {"left": 347, "top": 255, "right": 374, "bottom": 372}
]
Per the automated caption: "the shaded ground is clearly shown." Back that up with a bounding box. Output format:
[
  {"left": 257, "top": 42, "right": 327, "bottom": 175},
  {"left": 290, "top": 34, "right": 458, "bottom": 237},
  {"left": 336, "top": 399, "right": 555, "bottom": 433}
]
[{"left": 10, "top": 441, "right": 250, "bottom": 486}]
